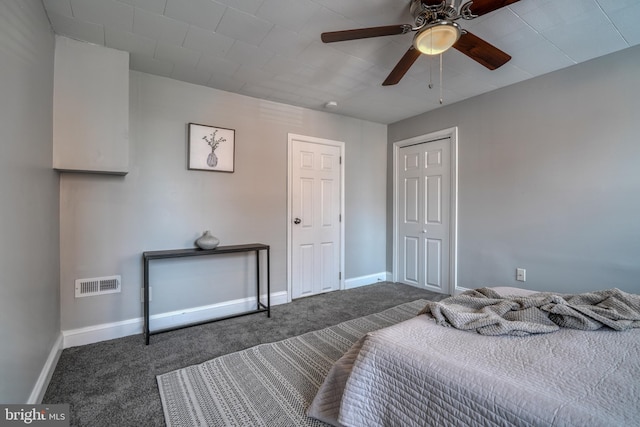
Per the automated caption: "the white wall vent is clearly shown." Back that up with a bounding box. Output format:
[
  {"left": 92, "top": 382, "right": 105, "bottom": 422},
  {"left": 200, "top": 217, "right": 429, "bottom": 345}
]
[{"left": 75, "top": 275, "right": 121, "bottom": 298}]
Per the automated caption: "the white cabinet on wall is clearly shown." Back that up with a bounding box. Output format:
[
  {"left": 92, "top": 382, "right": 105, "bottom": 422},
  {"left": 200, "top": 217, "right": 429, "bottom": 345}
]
[{"left": 53, "top": 36, "right": 129, "bottom": 175}]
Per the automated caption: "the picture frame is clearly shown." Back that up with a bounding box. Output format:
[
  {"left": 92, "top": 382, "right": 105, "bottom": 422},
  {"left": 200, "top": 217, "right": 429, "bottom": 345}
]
[{"left": 188, "top": 123, "right": 235, "bottom": 172}]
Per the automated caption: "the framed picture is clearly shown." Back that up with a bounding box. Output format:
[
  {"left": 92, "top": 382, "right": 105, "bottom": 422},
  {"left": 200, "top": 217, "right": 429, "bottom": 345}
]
[{"left": 188, "top": 123, "right": 235, "bottom": 172}]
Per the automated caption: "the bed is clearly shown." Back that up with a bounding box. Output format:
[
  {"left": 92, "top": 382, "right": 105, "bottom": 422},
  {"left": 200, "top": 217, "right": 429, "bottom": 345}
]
[{"left": 307, "top": 287, "right": 640, "bottom": 427}]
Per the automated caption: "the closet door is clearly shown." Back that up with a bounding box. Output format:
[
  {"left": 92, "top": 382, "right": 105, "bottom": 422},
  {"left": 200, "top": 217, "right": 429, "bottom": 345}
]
[{"left": 398, "top": 138, "right": 450, "bottom": 293}]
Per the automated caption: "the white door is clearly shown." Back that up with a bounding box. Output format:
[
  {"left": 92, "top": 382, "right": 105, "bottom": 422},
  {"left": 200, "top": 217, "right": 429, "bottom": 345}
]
[
  {"left": 289, "top": 134, "right": 343, "bottom": 299},
  {"left": 398, "top": 137, "right": 451, "bottom": 293}
]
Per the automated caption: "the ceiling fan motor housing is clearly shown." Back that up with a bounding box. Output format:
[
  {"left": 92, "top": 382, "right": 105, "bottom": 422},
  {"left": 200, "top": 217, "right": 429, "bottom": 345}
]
[{"left": 411, "top": 0, "right": 462, "bottom": 28}]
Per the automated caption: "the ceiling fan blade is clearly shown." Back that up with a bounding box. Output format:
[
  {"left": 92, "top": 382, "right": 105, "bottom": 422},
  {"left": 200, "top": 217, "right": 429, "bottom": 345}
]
[
  {"left": 382, "top": 47, "right": 421, "bottom": 86},
  {"left": 467, "top": 0, "right": 520, "bottom": 16},
  {"left": 321, "top": 25, "right": 410, "bottom": 43},
  {"left": 453, "top": 31, "right": 511, "bottom": 70}
]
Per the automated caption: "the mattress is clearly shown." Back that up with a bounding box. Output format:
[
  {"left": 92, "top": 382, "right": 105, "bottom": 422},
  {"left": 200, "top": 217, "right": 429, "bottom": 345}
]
[{"left": 307, "top": 287, "right": 640, "bottom": 426}]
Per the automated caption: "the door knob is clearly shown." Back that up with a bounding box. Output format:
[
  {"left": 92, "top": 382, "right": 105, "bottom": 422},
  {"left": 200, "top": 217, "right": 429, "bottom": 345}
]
[{"left": 294, "top": 218, "right": 302, "bottom": 224}]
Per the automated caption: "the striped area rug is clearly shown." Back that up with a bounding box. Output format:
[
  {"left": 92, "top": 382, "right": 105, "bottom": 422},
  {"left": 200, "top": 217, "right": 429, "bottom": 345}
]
[{"left": 157, "top": 299, "right": 427, "bottom": 427}]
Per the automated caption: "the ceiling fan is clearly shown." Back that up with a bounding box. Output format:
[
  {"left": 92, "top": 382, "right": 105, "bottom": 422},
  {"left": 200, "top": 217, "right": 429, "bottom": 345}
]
[{"left": 321, "top": 0, "right": 519, "bottom": 86}]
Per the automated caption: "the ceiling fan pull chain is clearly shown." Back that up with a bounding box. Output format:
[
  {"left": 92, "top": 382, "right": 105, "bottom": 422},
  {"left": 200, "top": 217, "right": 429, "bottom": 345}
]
[
  {"left": 439, "top": 53, "right": 444, "bottom": 104},
  {"left": 429, "top": 55, "right": 434, "bottom": 89}
]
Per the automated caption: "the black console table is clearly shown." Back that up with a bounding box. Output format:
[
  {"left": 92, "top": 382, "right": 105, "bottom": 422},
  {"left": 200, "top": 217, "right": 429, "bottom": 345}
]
[{"left": 143, "top": 243, "right": 270, "bottom": 345}]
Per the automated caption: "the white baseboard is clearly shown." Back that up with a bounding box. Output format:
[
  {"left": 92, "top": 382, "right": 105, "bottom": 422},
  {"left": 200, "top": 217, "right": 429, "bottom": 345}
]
[
  {"left": 344, "top": 272, "right": 391, "bottom": 289},
  {"left": 62, "top": 292, "right": 288, "bottom": 348},
  {"left": 28, "top": 333, "right": 63, "bottom": 404}
]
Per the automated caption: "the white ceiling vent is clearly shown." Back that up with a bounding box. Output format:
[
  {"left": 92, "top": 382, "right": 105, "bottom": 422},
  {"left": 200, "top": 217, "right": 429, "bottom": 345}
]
[{"left": 75, "top": 275, "right": 121, "bottom": 298}]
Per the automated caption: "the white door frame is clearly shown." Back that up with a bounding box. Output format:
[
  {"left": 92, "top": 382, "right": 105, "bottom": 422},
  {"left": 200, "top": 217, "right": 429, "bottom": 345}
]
[
  {"left": 287, "top": 133, "right": 345, "bottom": 302},
  {"left": 392, "top": 127, "right": 459, "bottom": 294}
]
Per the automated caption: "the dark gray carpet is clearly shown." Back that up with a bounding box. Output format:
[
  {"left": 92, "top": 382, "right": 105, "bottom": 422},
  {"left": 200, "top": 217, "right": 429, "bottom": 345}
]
[{"left": 43, "top": 282, "right": 447, "bottom": 426}]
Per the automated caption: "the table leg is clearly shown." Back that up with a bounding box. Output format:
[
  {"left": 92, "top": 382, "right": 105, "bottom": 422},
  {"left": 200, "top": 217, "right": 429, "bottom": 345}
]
[
  {"left": 255, "top": 249, "right": 260, "bottom": 311},
  {"left": 267, "top": 247, "right": 271, "bottom": 317},
  {"left": 144, "top": 257, "right": 150, "bottom": 345}
]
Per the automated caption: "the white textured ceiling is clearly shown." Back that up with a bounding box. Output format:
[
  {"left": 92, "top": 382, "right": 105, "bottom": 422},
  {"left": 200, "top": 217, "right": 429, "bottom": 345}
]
[{"left": 43, "top": 0, "right": 640, "bottom": 124}]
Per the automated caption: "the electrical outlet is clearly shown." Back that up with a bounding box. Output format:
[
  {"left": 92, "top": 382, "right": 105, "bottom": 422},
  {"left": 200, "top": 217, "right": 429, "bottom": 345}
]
[{"left": 516, "top": 268, "right": 526, "bottom": 282}]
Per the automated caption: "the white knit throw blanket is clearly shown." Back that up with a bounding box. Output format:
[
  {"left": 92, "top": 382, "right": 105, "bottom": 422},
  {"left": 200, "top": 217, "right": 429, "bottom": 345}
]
[{"left": 419, "top": 287, "right": 640, "bottom": 336}]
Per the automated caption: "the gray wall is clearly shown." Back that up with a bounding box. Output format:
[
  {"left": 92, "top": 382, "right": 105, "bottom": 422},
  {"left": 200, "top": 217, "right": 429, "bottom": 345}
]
[
  {"left": 0, "top": 1, "right": 59, "bottom": 403},
  {"left": 60, "top": 71, "right": 387, "bottom": 330},
  {"left": 388, "top": 45, "right": 640, "bottom": 294}
]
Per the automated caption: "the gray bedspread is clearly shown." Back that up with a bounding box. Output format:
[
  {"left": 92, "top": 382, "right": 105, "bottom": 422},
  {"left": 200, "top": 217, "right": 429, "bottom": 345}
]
[
  {"left": 307, "top": 287, "right": 640, "bottom": 427},
  {"left": 418, "top": 287, "right": 640, "bottom": 336}
]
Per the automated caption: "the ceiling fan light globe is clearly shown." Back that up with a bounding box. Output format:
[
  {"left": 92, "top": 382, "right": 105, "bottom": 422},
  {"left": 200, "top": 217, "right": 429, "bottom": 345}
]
[{"left": 414, "top": 21, "right": 461, "bottom": 55}]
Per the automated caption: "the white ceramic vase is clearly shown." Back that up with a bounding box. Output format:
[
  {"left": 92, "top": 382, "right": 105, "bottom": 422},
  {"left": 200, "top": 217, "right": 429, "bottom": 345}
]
[{"left": 195, "top": 230, "right": 220, "bottom": 249}]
